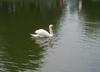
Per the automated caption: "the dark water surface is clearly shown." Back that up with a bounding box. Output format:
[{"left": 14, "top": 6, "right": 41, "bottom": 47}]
[{"left": 0, "top": 0, "right": 100, "bottom": 72}]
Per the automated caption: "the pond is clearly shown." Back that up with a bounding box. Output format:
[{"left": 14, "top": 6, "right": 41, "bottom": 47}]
[{"left": 0, "top": 0, "right": 100, "bottom": 72}]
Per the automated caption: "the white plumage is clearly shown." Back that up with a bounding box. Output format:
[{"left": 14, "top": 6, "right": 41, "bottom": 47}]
[{"left": 31, "top": 24, "right": 53, "bottom": 37}]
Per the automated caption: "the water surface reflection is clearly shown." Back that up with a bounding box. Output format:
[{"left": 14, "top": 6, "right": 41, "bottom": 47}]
[
  {"left": 40, "top": 0, "right": 100, "bottom": 72},
  {"left": 0, "top": 0, "right": 100, "bottom": 72},
  {"left": 0, "top": 0, "right": 64, "bottom": 72}
]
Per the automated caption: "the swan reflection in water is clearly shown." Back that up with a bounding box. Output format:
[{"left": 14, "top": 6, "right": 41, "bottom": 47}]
[
  {"left": 31, "top": 24, "right": 54, "bottom": 48},
  {"left": 31, "top": 37, "right": 54, "bottom": 48}
]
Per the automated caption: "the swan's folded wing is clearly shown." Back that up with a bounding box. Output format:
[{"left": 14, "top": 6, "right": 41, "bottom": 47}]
[{"left": 35, "top": 29, "right": 50, "bottom": 37}]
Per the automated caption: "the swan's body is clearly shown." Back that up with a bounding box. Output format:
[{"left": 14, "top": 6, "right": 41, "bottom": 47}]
[{"left": 31, "top": 24, "right": 53, "bottom": 37}]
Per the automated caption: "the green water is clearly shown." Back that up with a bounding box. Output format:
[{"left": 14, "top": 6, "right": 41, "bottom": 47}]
[{"left": 0, "top": 0, "right": 100, "bottom": 72}]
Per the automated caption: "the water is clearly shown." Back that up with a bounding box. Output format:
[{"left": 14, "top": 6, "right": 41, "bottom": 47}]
[{"left": 0, "top": 0, "right": 100, "bottom": 72}]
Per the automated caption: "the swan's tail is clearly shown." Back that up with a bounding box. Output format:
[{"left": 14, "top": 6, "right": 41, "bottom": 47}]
[{"left": 30, "top": 34, "right": 39, "bottom": 37}]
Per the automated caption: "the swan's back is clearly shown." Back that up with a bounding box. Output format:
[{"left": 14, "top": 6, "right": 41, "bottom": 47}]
[{"left": 35, "top": 29, "right": 50, "bottom": 37}]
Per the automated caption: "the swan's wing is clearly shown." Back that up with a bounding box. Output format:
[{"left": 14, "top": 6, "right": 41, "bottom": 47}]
[{"left": 35, "top": 29, "right": 50, "bottom": 37}]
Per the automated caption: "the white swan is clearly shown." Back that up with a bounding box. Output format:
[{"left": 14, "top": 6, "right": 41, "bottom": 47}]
[{"left": 31, "top": 24, "right": 53, "bottom": 37}]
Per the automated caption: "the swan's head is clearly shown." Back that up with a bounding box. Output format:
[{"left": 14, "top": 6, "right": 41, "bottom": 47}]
[{"left": 49, "top": 24, "right": 53, "bottom": 28}]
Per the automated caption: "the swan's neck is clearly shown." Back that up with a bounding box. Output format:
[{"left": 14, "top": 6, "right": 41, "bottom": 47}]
[{"left": 49, "top": 26, "right": 53, "bottom": 36}]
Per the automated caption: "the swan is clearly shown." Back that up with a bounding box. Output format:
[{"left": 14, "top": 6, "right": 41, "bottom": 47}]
[{"left": 31, "top": 24, "right": 53, "bottom": 37}]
